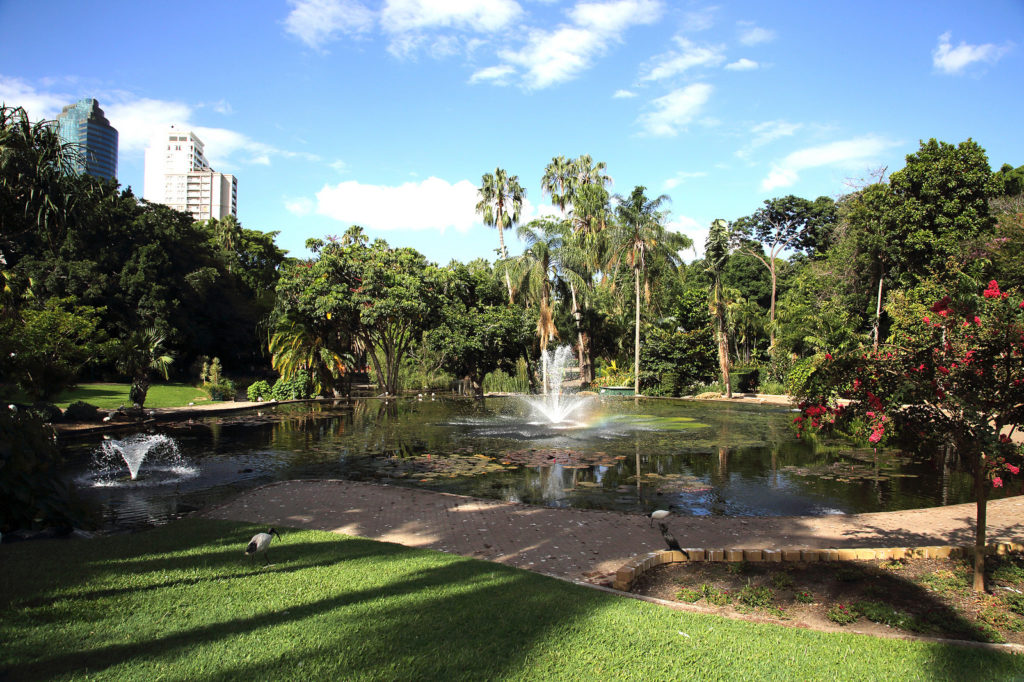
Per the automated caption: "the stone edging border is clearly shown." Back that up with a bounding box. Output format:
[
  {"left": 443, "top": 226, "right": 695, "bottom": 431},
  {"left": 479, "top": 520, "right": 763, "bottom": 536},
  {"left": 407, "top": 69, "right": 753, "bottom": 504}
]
[{"left": 613, "top": 542, "right": 1024, "bottom": 591}]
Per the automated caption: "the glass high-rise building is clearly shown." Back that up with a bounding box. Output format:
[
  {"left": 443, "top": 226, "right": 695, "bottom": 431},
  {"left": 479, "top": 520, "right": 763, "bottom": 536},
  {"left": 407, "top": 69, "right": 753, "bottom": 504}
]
[{"left": 55, "top": 98, "right": 118, "bottom": 182}]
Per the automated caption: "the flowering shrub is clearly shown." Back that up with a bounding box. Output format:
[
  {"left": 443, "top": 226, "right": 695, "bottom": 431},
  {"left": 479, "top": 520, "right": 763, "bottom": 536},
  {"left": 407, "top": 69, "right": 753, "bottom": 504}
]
[
  {"left": 827, "top": 603, "right": 858, "bottom": 625},
  {"left": 795, "top": 280, "right": 1024, "bottom": 591}
]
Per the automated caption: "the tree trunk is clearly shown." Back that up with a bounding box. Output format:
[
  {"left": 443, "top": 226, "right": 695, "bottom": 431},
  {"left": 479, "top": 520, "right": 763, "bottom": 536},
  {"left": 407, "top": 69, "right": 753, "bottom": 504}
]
[
  {"left": 719, "top": 325, "right": 731, "bottom": 399},
  {"left": 873, "top": 268, "right": 884, "bottom": 350},
  {"left": 974, "top": 460, "right": 989, "bottom": 592},
  {"left": 634, "top": 271, "right": 641, "bottom": 395},
  {"left": 769, "top": 264, "right": 777, "bottom": 351}
]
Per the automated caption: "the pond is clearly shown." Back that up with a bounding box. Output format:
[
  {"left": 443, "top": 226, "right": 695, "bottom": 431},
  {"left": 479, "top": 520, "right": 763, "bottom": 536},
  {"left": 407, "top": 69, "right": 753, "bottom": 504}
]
[{"left": 61, "top": 396, "right": 1011, "bottom": 530}]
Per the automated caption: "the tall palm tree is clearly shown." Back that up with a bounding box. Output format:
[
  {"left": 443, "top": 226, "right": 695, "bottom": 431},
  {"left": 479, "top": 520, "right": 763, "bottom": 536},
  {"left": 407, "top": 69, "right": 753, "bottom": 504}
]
[
  {"left": 476, "top": 168, "right": 525, "bottom": 303},
  {"left": 611, "top": 186, "right": 689, "bottom": 395},
  {"left": 705, "top": 218, "right": 732, "bottom": 398},
  {"left": 514, "top": 219, "right": 566, "bottom": 353},
  {"left": 541, "top": 156, "right": 573, "bottom": 213}
]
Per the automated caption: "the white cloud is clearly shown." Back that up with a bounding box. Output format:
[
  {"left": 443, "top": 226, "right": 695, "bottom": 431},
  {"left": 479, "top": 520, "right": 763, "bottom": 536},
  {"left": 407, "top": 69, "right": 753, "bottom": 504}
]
[
  {"left": 381, "top": 0, "right": 522, "bottom": 34},
  {"left": 285, "top": 197, "right": 315, "bottom": 216},
  {"left": 735, "top": 120, "right": 802, "bottom": 159},
  {"left": 613, "top": 89, "right": 637, "bottom": 98},
  {"left": 315, "top": 176, "right": 483, "bottom": 232},
  {"left": 682, "top": 7, "right": 717, "bottom": 32},
  {"left": 760, "top": 135, "right": 900, "bottom": 191},
  {"left": 724, "top": 58, "right": 758, "bottom": 71},
  {"left": 640, "top": 36, "right": 724, "bottom": 81},
  {"left": 737, "top": 22, "right": 775, "bottom": 46},
  {"left": 666, "top": 215, "right": 704, "bottom": 261},
  {"left": 330, "top": 159, "right": 349, "bottom": 173},
  {"left": 211, "top": 99, "right": 233, "bottom": 115},
  {"left": 636, "top": 83, "right": 713, "bottom": 136},
  {"left": 104, "top": 98, "right": 195, "bottom": 151},
  {"left": 469, "top": 64, "right": 516, "bottom": 84},
  {"left": 495, "top": 0, "right": 663, "bottom": 89},
  {"left": 0, "top": 75, "right": 75, "bottom": 119},
  {"left": 932, "top": 31, "right": 1012, "bottom": 74},
  {"left": 663, "top": 171, "right": 706, "bottom": 189},
  {"left": 284, "top": 0, "right": 375, "bottom": 50}
]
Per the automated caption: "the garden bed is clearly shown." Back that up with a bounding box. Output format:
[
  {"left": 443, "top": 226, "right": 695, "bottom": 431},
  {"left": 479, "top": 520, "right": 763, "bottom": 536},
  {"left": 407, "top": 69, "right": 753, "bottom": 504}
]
[{"left": 631, "top": 553, "right": 1024, "bottom": 646}]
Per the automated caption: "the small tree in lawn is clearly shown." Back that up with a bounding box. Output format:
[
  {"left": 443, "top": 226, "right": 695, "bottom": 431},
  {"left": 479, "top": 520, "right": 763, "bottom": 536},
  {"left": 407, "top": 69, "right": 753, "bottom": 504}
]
[
  {"left": 116, "top": 329, "right": 174, "bottom": 409},
  {"left": 796, "top": 280, "right": 1024, "bottom": 592}
]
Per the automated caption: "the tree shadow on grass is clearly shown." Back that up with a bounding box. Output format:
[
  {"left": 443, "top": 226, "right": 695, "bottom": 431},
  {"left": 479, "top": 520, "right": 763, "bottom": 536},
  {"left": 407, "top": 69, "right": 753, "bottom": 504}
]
[{"left": 5, "top": 548, "right": 600, "bottom": 680}]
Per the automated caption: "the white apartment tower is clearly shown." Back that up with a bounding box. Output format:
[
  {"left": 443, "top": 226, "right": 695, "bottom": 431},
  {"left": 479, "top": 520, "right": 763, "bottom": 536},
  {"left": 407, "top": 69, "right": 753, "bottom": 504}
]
[{"left": 144, "top": 126, "right": 237, "bottom": 221}]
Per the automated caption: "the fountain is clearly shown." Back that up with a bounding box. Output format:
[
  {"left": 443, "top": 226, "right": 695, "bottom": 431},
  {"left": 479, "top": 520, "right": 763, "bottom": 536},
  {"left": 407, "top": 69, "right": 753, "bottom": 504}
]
[
  {"left": 86, "top": 434, "right": 196, "bottom": 486},
  {"left": 527, "top": 345, "right": 592, "bottom": 425}
]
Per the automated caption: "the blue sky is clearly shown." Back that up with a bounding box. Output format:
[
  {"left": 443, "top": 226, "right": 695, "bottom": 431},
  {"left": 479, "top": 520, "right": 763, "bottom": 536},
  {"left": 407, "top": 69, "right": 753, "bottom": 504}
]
[{"left": 1, "top": 1, "right": 1021, "bottom": 264}]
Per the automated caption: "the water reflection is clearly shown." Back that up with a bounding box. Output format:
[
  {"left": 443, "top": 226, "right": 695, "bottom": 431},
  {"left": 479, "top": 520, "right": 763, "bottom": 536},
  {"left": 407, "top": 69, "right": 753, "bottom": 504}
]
[{"left": 60, "top": 397, "right": 1017, "bottom": 530}]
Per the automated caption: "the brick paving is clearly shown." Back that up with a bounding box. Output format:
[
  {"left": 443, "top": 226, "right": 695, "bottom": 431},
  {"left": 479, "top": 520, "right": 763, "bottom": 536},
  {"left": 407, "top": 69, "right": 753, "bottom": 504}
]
[{"left": 201, "top": 479, "right": 1024, "bottom": 585}]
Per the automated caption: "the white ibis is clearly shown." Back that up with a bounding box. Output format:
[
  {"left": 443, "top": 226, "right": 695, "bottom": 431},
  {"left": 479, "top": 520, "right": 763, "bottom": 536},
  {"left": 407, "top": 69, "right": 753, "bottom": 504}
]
[
  {"left": 649, "top": 509, "right": 671, "bottom": 527},
  {"left": 245, "top": 528, "right": 282, "bottom": 564}
]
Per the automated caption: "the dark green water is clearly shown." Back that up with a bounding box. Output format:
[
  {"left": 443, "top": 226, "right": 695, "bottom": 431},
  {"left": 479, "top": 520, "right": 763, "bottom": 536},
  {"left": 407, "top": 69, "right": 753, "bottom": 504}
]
[{"left": 63, "top": 397, "right": 1010, "bottom": 529}]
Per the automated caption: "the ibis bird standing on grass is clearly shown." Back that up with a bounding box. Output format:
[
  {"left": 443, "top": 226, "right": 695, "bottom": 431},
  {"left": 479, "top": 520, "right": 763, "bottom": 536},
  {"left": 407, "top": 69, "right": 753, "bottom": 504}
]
[
  {"left": 649, "top": 509, "right": 670, "bottom": 527},
  {"left": 245, "top": 528, "right": 281, "bottom": 564}
]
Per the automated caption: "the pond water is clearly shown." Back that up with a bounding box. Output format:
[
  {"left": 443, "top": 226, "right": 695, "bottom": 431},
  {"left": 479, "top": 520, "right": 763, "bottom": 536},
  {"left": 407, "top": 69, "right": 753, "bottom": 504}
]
[{"left": 61, "top": 396, "right": 1010, "bottom": 530}]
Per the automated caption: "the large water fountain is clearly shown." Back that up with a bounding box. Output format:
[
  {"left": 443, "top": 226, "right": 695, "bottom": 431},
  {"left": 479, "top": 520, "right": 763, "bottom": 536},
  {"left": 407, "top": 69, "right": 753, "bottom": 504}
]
[
  {"left": 527, "top": 345, "right": 593, "bottom": 426},
  {"left": 84, "top": 434, "right": 198, "bottom": 487}
]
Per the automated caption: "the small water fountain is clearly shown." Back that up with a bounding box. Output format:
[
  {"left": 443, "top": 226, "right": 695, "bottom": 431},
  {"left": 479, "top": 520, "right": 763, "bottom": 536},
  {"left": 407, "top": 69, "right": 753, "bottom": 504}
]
[
  {"left": 526, "top": 345, "right": 592, "bottom": 425},
  {"left": 85, "top": 434, "right": 197, "bottom": 487}
]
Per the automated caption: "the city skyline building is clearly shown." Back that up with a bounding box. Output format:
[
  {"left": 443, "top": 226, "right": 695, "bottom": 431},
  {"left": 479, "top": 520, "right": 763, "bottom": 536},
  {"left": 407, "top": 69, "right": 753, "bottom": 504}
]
[
  {"left": 144, "top": 125, "right": 237, "bottom": 221},
  {"left": 55, "top": 98, "right": 118, "bottom": 182}
]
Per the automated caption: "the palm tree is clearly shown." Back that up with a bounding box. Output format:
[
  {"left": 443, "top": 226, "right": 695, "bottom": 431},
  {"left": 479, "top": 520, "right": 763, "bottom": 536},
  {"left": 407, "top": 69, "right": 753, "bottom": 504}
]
[
  {"left": 269, "top": 316, "right": 352, "bottom": 398},
  {"left": 541, "top": 156, "right": 573, "bottom": 213},
  {"left": 705, "top": 218, "right": 732, "bottom": 398},
  {"left": 514, "top": 219, "right": 566, "bottom": 353},
  {"left": 476, "top": 168, "right": 525, "bottom": 303},
  {"left": 611, "top": 186, "right": 690, "bottom": 395},
  {"left": 116, "top": 328, "right": 174, "bottom": 409}
]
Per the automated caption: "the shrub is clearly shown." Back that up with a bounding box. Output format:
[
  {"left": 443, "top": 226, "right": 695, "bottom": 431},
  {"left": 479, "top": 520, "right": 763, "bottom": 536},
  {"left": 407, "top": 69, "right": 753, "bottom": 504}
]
[
  {"left": 730, "top": 367, "right": 760, "bottom": 394},
  {"left": 638, "top": 326, "right": 717, "bottom": 397},
  {"left": 270, "top": 372, "right": 312, "bottom": 401},
  {"left": 28, "top": 401, "right": 62, "bottom": 423},
  {"left": 794, "top": 590, "right": 815, "bottom": 604},
  {"left": 201, "top": 357, "right": 235, "bottom": 401},
  {"left": 63, "top": 401, "right": 100, "bottom": 422},
  {"left": 676, "top": 586, "right": 703, "bottom": 602},
  {"left": 784, "top": 356, "right": 819, "bottom": 396},
  {"left": 738, "top": 582, "right": 774, "bottom": 609},
  {"left": 827, "top": 603, "right": 858, "bottom": 625},
  {"left": 1000, "top": 592, "right": 1024, "bottom": 616},
  {"left": 769, "top": 572, "right": 794, "bottom": 590},
  {"left": 854, "top": 600, "right": 908, "bottom": 628},
  {"left": 0, "top": 409, "right": 92, "bottom": 533},
  {"left": 247, "top": 380, "right": 272, "bottom": 402}
]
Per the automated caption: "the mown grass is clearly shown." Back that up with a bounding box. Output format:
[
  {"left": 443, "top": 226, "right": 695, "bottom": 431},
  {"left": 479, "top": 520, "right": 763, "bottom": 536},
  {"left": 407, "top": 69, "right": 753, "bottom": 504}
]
[
  {"left": 2, "top": 520, "right": 1021, "bottom": 681},
  {"left": 45, "top": 382, "right": 216, "bottom": 409}
]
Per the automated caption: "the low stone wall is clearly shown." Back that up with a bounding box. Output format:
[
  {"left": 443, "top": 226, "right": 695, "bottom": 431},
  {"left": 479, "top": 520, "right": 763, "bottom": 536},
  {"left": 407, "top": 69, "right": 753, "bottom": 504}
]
[{"left": 613, "top": 542, "right": 1024, "bottom": 591}]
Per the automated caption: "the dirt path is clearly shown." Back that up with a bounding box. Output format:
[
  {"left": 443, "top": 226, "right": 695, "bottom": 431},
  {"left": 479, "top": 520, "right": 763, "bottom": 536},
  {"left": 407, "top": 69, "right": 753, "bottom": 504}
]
[{"left": 202, "top": 479, "right": 1024, "bottom": 585}]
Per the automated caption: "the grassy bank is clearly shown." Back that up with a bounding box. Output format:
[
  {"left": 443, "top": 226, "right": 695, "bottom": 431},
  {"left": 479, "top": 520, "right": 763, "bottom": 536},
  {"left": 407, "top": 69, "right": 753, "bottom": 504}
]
[
  {"left": 2, "top": 519, "right": 1020, "bottom": 680},
  {"left": 42, "top": 382, "right": 216, "bottom": 409}
]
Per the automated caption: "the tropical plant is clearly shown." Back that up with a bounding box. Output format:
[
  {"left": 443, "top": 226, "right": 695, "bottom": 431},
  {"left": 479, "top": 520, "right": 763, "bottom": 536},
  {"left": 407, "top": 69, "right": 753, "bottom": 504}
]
[
  {"left": 115, "top": 328, "right": 173, "bottom": 409},
  {"left": 514, "top": 219, "right": 567, "bottom": 352},
  {"left": 475, "top": 168, "right": 525, "bottom": 303},
  {"left": 611, "top": 186, "right": 690, "bottom": 394},
  {"left": 269, "top": 317, "right": 349, "bottom": 398},
  {"left": 705, "top": 218, "right": 732, "bottom": 398}
]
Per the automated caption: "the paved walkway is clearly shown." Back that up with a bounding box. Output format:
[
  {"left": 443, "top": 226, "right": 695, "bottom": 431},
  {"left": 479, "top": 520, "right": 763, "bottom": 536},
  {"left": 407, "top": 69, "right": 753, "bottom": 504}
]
[{"left": 202, "top": 479, "right": 1024, "bottom": 585}]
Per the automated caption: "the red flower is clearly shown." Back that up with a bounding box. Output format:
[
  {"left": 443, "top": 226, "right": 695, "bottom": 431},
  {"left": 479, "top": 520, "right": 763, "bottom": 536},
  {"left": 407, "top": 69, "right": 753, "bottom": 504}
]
[
  {"left": 984, "top": 280, "right": 1002, "bottom": 299},
  {"left": 824, "top": 353, "right": 833, "bottom": 360},
  {"left": 993, "top": 476, "right": 1004, "bottom": 488},
  {"left": 1008, "top": 464, "right": 1020, "bottom": 475},
  {"left": 974, "top": 316, "right": 982, "bottom": 326},
  {"left": 922, "top": 316, "right": 931, "bottom": 324}
]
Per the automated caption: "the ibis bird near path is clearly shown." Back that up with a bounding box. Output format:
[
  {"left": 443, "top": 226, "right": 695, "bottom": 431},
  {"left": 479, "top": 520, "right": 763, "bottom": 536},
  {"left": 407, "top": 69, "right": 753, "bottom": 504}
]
[
  {"left": 245, "top": 528, "right": 281, "bottom": 564},
  {"left": 649, "top": 509, "right": 670, "bottom": 527}
]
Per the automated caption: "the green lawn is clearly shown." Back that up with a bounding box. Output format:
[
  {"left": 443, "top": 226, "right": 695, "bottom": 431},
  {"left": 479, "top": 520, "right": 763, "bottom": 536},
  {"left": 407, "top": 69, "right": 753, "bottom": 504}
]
[
  {"left": 2, "top": 520, "right": 1021, "bottom": 681},
  {"left": 44, "top": 382, "right": 216, "bottom": 409}
]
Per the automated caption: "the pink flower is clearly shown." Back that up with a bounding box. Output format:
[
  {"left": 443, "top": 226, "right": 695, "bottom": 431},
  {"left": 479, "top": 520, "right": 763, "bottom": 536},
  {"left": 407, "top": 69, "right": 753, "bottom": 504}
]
[
  {"left": 993, "top": 476, "right": 1004, "bottom": 488},
  {"left": 923, "top": 316, "right": 930, "bottom": 324},
  {"left": 974, "top": 316, "right": 982, "bottom": 326},
  {"left": 1008, "top": 464, "right": 1020, "bottom": 475},
  {"left": 866, "top": 411, "right": 875, "bottom": 418}
]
